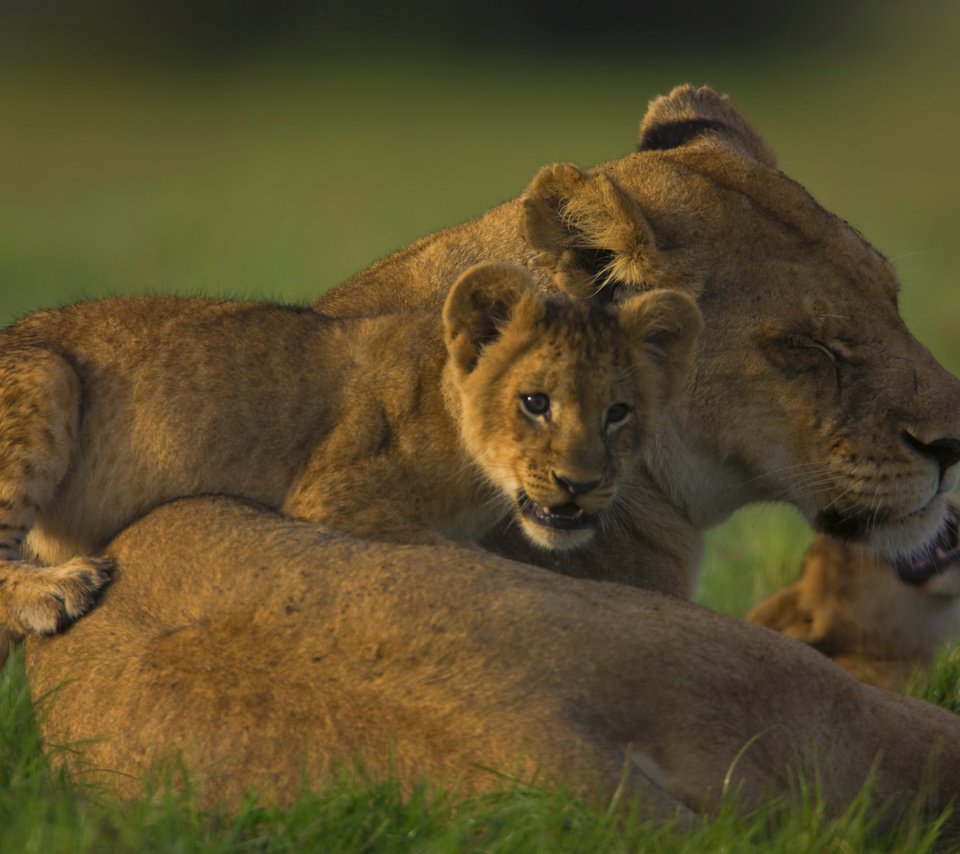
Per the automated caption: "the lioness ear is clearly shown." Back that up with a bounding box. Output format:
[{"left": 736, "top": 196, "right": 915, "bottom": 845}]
[
  {"left": 617, "top": 289, "right": 703, "bottom": 405},
  {"left": 522, "top": 163, "right": 661, "bottom": 299},
  {"left": 443, "top": 263, "right": 541, "bottom": 374},
  {"left": 637, "top": 84, "right": 777, "bottom": 168}
]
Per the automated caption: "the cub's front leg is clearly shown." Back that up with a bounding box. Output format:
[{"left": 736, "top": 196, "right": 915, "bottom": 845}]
[
  {"left": 285, "top": 482, "right": 455, "bottom": 547},
  {"left": 0, "top": 346, "right": 113, "bottom": 634},
  {"left": 284, "top": 450, "right": 460, "bottom": 548}
]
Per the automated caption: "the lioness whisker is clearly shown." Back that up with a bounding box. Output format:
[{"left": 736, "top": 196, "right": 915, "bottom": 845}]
[
  {"left": 734, "top": 462, "right": 836, "bottom": 489},
  {"left": 820, "top": 477, "right": 868, "bottom": 512}
]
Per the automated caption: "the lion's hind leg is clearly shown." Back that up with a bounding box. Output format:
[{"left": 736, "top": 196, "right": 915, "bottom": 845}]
[{"left": 0, "top": 344, "right": 113, "bottom": 634}]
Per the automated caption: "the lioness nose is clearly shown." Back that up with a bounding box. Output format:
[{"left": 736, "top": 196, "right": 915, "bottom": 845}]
[
  {"left": 902, "top": 432, "right": 960, "bottom": 481},
  {"left": 552, "top": 473, "right": 601, "bottom": 496}
]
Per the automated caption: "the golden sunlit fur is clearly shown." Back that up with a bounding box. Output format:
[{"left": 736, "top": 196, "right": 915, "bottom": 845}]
[
  {"left": 318, "top": 85, "right": 960, "bottom": 598},
  {"left": 0, "top": 263, "right": 698, "bottom": 635}
]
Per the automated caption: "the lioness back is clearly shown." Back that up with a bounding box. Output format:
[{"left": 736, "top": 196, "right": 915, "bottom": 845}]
[
  {"left": 0, "top": 264, "right": 701, "bottom": 636},
  {"left": 25, "top": 494, "right": 960, "bottom": 830}
]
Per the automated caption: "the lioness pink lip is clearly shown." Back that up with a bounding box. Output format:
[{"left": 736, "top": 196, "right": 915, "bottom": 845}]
[{"left": 893, "top": 504, "right": 960, "bottom": 584}]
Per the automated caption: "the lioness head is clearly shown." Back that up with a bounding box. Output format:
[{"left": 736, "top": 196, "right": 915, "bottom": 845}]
[
  {"left": 443, "top": 262, "right": 702, "bottom": 551},
  {"left": 520, "top": 84, "right": 960, "bottom": 568}
]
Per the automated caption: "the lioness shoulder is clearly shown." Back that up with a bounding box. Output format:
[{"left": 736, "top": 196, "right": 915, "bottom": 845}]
[{"left": 0, "top": 264, "right": 701, "bottom": 635}]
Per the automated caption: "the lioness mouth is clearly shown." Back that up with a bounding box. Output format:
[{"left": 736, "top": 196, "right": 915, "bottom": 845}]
[
  {"left": 517, "top": 492, "right": 597, "bottom": 531},
  {"left": 894, "top": 504, "right": 960, "bottom": 585}
]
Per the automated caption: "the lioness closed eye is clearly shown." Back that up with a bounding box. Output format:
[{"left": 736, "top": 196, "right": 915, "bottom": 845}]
[{"left": 0, "top": 262, "right": 701, "bottom": 635}]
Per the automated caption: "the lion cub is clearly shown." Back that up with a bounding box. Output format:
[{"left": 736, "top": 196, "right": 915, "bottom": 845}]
[
  {"left": 748, "top": 513, "right": 960, "bottom": 691},
  {"left": 0, "top": 263, "right": 701, "bottom": 635}
]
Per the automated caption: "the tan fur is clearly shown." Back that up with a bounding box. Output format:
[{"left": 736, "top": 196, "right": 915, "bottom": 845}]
[
  {"left": 25, "top": 496, "right": 960, "bottom": 832},
  {"left": 317, "top": 85, "right": 960, "bottom": 598},
  {"left": 0, "top": 264, "right": 699, "bottom": 635},
  {"left": 748, "top": 534, "right": 960, "bottom": 691}
]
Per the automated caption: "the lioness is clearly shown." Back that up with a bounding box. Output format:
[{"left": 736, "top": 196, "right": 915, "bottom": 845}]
[
  {"left": 0, "top": 262, "right": 700, "bottom": 635},
  {"left": 316, "top": 84, "right": 960, "bottom": 598},
  {"left": 748, "top": 510, "right": 960, "bottom": 691},
  {"left": 25, "top": 495, "right": 960, "bottom": 832}
]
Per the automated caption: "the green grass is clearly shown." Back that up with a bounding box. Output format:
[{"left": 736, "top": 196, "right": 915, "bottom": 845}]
[
  {"left": 908, "top": 646, "right": 960, "bottom": 717},
  {"left": 3, "top": 4, "right": 960, "bottom": 848}
]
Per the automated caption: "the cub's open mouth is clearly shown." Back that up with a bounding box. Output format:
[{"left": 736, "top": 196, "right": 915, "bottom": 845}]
[
  {"left": 894, "top": 504, "right": 960, "bottom": 585},
  {"left": 517, "top": 491, "right": 598, "bottom": 531}
]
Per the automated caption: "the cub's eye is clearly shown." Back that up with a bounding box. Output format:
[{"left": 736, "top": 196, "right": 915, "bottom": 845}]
[
  {"left": 520, "top": 393, "right": 550, "bottom": 418},
  {"left": 605, "top": 402, "right": 633, "bottom": 430}
]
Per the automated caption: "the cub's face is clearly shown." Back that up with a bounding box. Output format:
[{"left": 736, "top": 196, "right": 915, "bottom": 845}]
[
  {"left": 463, "top": 312, "right": 648, "bottom": 550},
  {"left": 444, "top": 263, "right": 701, "bottom": 551}
]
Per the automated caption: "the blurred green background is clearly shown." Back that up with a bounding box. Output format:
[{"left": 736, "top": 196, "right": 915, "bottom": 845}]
[{"left": 2, "top": 1, "right": 958, "bottom": 614}]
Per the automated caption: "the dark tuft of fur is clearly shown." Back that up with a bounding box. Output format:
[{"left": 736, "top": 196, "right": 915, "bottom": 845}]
[{"left": 637, "top": 118, "right": 729, "bottom": 152}]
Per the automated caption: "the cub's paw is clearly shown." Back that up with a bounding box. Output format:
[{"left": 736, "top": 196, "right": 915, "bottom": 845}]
[{"left": 2, "top": 557, "right": 115, "bottom": 635}]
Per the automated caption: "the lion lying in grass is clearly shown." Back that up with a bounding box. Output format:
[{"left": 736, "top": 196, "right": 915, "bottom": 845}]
[
  {"left": 25, "top": 496, "right": 960, "bottom": 832},
  {"left": 749, "top": 508, "right": 960, "bottom": 691}
]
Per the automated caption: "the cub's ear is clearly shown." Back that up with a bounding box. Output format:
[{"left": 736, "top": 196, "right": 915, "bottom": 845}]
[
  {"left": 522, "top": 163, "right": 662, "bottom": 300},
  {"left": 745, "top": 585, "right": 818, "bottom": 643},
  {"left": 617, "top": 289, "right": 703, "bottom": 405},
  {"left": 443, "top": 263, "right": 541, "bottom": 375},
  {"left": 637, "top": 84, "right": 777, "bottom": 168}
]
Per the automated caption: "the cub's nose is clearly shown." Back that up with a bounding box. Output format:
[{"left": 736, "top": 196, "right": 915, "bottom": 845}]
[
  {"left": 902, "top": 432, "right": 960, "bottom": 485},
  {"left": 552, "top": 473, "right": 601, "bottom": 496}
]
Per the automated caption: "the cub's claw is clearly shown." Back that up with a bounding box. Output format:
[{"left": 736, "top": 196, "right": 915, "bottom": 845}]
[{"left": 1, "top": 556, "right": 115, "bottom": 635}]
